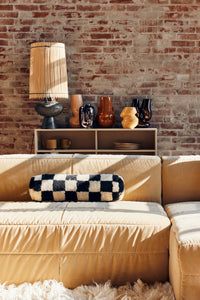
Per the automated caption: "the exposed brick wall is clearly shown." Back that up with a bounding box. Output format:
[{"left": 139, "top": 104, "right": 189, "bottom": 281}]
[{"left": 0, "top": 0, "right": 200, "bottom": 155}]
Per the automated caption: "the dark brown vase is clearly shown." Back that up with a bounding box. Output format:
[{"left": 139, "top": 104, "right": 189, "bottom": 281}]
[{"left": 97, "top": 96, "right": 116, "bottom": 128}]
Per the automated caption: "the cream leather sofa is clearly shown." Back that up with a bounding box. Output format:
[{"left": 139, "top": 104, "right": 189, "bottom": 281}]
[
  {"left": 163, "top": 156, "right": 200, "bottom": 300},
  {"left": 0, "top": 154, "right": 199, "bottom": 300}
]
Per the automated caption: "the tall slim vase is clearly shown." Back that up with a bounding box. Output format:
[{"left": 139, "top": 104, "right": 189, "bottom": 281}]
[{"left": 69, "top": 95, "right": 83, "bottom": 128}]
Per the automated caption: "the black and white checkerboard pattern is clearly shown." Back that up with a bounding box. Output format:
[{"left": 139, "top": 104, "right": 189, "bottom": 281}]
[{"left": 29, "top": 174, "right": 124, "bottom": 202}]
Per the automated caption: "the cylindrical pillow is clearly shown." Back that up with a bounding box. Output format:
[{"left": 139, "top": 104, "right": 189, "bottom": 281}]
[{"left": 29, "top": 174, "right": 124, "bottom": 202}]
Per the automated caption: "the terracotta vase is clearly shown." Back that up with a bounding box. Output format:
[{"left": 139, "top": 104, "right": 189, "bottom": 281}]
[
  {"left": 120, "top": 107, "right": 139, "bottom": 129},
  {"left": 69, "top": 95, "right": 83, "bottom": 128},
  {"left": 97, "top": 96, "right": 116, "bottom": 128}
]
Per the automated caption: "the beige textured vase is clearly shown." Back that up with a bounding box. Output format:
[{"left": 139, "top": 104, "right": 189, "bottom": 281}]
[
  {"left": 69, "top": 95, "right": 83, "bottom": 128},
  {"left": 120, "top": 107, "right": 139, "bottom": 129}
]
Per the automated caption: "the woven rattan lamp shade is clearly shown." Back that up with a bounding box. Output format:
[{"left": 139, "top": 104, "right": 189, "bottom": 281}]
[{"left": 29, "top": 42, "right": 68, "bottom": 100}]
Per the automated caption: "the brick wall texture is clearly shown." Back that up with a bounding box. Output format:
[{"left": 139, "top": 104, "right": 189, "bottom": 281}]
[{"left": 0, "top": 0, "right": 200, "bottom": 155}]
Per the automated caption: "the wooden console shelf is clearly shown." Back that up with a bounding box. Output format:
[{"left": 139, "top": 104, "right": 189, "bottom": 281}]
[{"left": 34, "top": 128, "right": 157, "bottom": 155}]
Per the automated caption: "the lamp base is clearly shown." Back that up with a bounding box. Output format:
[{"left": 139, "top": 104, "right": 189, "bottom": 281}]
[
  {"left": 35, "top": 99, "right": 64, "bottom": 129},
  {"left": 41, "top": 116, "right": 56, "bottom": 129}
]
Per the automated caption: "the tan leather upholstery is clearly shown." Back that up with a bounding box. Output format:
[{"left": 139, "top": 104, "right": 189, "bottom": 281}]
[
  {"left": 0, "top": 154, "right": 72, "bottom": 201},
  {"left": 0, "top": 201, "right": 170, "bottom": 287},
  {"left": 0, "top": 154, "right": 161, "bottom": 203},
  {"left": 72, "top": 154, "right": 161, "bottom": 203},
  {"left": 162, "top": 155, "right": 200, "bottom": 205},
  {"left": 0, "top": 154, "right": 170, "bottom": 286},
  {"left": 165, "top": 202, "right": 200, "bottom": 300}
]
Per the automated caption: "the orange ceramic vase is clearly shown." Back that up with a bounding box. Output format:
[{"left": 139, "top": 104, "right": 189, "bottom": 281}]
[
  {"left": 97, "top": 96, "right": 116, "bottom": 128},
  {"left": 120, "top": 107, "right": 138, "bottom": 129},
  {"left": 69, "top": 94, "right": 83, "bottom": 128}
]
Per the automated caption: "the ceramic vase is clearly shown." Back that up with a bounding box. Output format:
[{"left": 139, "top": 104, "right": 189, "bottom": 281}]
[
  {"left": 97, "top": 96, "right": 116, "bottom": 128},
  {"left": 120, "top": 107, "right": 138, "bottom": 129},
  {"left": 141, "top": 98, "right": 152, "bottom": 127},
  {"left": 79, "top": 104, "right": 95, "bottom": 128},
  {"left": 132, "top": 98, "right": 152, "bottom": 127},
  {"left": 69, "top": 94, "right": 83, "bottom": 128}
]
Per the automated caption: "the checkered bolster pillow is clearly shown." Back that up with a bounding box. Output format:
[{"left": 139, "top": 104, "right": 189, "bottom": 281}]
[{"left": 29, "top": 174, "right": 124, "bottom": 202}]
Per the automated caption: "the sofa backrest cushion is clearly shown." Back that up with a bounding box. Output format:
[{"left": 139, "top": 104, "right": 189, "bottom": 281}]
[
  {"left": 162, "top": 155, "right": 200, "bottom": 205},
  {"left": 0, "top": 154, "right": 72, "bottom": 201},
  {"left": 72, "top": 154, "right": 161, "bottom": 203},
  {"left": 0, "top": 154, "right": 161, "bottom": 203}
]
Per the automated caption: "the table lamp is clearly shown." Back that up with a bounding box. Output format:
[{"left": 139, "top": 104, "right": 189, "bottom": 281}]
[{"left": 29, "top": 42, "right": 68, "bottom": 129}]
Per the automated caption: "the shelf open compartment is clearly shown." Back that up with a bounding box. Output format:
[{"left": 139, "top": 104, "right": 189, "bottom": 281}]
[
  {"left": 97, "top": 128, "right": 156, "bottom": 152},
  {"left": 35, "top": 129, "right": 96, "bottom": 152}
]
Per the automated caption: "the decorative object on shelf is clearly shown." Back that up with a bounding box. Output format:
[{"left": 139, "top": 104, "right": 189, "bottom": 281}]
[
  {"left": 60, "top": 138, "right": 71, "bottom": 149},
  {"left": 29, "top": 42, "right": 68, "bottom": 129},
  {"left": 79, "top": 104, "right": 95, "bottom": 128},
  {"left": 45, "top": 139, "right": 57, "bottom": 150},
  {"left": 69, "top": 94, "right": 83, "bottom": 128},
  {"left": 114, "top": 142, "right": 140, "bottom": 150},
  {"left": 132, "top": 97, "right": 152, "bottom": 128},
  {"left": 120, "top": 107, "right": 138, "bottom": 129},
  {"left": 97, "top": 96, "right": 116, "bottom": 128}
]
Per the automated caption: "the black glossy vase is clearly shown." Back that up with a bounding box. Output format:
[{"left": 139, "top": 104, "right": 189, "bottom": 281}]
[
  {"left": 132, "top": 98, "right": 152, "bottom": 128},
  {"left": 141, "top": 98, "right": 152, "bottom": 127},
  {"left": 79, "top": 104, "right": 95, "bottom": 128}
]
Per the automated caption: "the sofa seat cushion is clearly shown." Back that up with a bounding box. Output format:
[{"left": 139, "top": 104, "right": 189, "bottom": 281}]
[
  {"left": 165, "top": 202, "right": 200, "bottom": 300},
  {"left": 0, "top": 201, "right": 170, "bottom": 287}
]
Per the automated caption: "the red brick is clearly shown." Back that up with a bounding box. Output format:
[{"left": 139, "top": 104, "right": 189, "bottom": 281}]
[
  {"left": 171, "top": 0, "right": 194, "bottom": 3},
  {"left": 39, "top": 33, "right": 54, "bottom": 39},
  {"left": 0, "top": 33, "right": 12, "bottom": 39},
  {"left": 20, "top": 19, "right": 36, "bottom": 25},
  {"left": 57, "top": 11, "right": 81, "bottom": 18},
  {"left": 84, "top": 12, "right": 106, "bottom": 18},
  {"left": 164, "top": 13, "right": 182, "bottom": 19},
  {"left": 32, "top": 12, "right": 49, "bottom": 17},
  {"left": 0, "top": 40, "right": 9, "bottom": 46},
  {"left": 127, "top": 6, "right": 144, "bottom": 11},
  {"left": 15, "top": 5, "right": 38, "bottom": 11},
  {"left": 172, "top": 41, "right": 195, "bottom": 47},
  {"left": 109, "top": 40, "right": 132, "bottom": 46},
  {"left": 177, "top": 34, "right": 199, "bottom": 40},
  {"left": 110, "top": 0, "right": 132, "bottom": 3},
  {"left": 86, "top": 26, "right": 108, "bottom": 33},
  {"left": 77, "top": 5, "right": 101, "bottom": 11},
  {"left": 0, "top": 19, "right": 14, "bottom": 25},
  {"left": 54, "top": 5, "right": 76, "bottom": 10},
  {"left": 0, "top": 25, "right": 6, "bottom": 32},
  {"left": 79, "top": 47, "right": 102, "bottom": 53},
  {"left": 91, "top": 33, "right": 113, "bottom": 39},
  {"left": 0, "top": 12, "right": 18, "bottom": 18},
  {"left": 0, "top": 5, "right": 13, "bottom": 10},
  {"left": 83, "top": 40, "right": 107, "bottom": 46},
  {"left": 177, "top": 5, "right": 198, "bottom": 11}
]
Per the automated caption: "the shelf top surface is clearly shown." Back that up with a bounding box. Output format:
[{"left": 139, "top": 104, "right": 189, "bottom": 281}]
[{"left": 35, "top": 128, "right": 157, "bottom": 132}]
